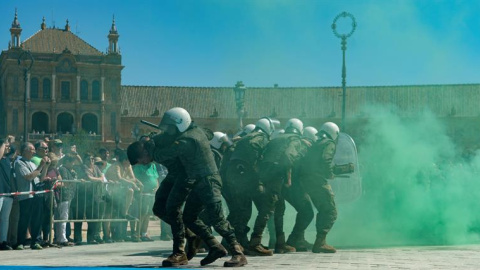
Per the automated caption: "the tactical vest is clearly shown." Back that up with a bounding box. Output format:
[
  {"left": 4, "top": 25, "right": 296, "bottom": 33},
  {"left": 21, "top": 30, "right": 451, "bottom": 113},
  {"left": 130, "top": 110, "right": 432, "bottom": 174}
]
[
  {"left": 219, "top": 144, "right": 235, "bottom": 179},
  {"left": 211, "top": 147, "right": 223, "bottom": 170},
  {"left": 299, "top": 137, "right": 336, "bottom": 181},
  {"left": 177, "top": 126, "right": 218, "bottom": 178},
  {"left": 229, "top": 131, "right": 269, "bottom": 167},
  {"left": 261, "top": 133, "right": 306, "bottom": 167}
]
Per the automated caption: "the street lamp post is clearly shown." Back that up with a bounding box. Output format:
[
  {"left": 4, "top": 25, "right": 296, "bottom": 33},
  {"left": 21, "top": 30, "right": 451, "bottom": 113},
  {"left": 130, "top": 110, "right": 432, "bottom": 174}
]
[
  {"left": 115, "top": 132, "right": 120, "bottom": 149},
  {"left": 332, "top": 12, "right": 356, "bottom": 131},
  {"left": 18, "top": 50, "right": 34, "bottom": 142},
  {"left": 233, "top": 81, "right": 246, "bottom": 131}
]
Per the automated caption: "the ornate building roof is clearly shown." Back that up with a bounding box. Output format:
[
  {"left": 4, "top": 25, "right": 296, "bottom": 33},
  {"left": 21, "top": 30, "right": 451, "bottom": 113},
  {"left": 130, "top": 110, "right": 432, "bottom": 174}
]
[
  {"left": 22, "top": 28, "right": 103, "bottom": 56},
  {"left": 121, "top": 84, "right": 480, "bottom": 119}
]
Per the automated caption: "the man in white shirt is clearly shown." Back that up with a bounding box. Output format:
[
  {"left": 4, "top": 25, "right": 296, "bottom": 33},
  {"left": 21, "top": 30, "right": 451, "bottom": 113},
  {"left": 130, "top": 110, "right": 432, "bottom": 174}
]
[{"left": 14, "top": 142, "right": 50, "bottom": 250}]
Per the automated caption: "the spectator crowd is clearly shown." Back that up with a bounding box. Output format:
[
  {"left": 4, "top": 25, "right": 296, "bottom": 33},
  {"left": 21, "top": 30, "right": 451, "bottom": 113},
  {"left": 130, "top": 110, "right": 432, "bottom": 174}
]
[{"left": 0, "top": 135, "right": 172, "bottom": 251}]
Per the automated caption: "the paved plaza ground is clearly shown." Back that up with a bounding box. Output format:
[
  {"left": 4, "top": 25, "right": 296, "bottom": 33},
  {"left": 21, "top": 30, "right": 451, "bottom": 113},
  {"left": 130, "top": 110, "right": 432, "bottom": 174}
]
[
  {"left": 2, "top": 220, "right": 480, "bottom": 269},
  {"left": 2, "top": 238, "right": 480, "bottom": 269}
]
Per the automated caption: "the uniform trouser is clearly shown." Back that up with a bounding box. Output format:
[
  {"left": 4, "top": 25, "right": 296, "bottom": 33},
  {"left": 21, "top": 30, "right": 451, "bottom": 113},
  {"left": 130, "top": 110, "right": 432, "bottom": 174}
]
[
  {"left": 164, "top": 177, "right": 195, "bottom": 244},
  {"left": 251, "top": 162, "right": 314, "bottom": 243},
  {"left": 183, "top": 174, "right": 238, "bottom": 247},
  {"left": 152, "top": 176, "right": 175, "bottom": 238},
  {"left": 282, "top": 181, "right": 314, "bottom": 239},
  {"left": 304, "top": 180, "right": 337, "bottom": 236},
  {"left": 251, "top": 164, "right": 284, "bottom": 239},
  {"left": 223, "top": 163, "right": 262, "bottom": 247},
  {"left": 17, "top": 196, "right": 43, "bottom": 247},
  {"left": 152, "top": 175, "right": 176, "bottom": 223},
  {"left": 265, "top": 184, "right": 313, "bottom": 240}
]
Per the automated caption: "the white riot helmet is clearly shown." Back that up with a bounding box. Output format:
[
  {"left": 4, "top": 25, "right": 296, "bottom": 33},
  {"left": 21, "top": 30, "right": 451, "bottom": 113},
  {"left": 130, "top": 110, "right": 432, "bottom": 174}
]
[
  {"left": 255, "top": 117, "right": 275, "bottom": 136},
  {"left": 285, "top": 118, "right": 304, "bottom": 135},
  {"left": 319, "top": 122, "right": 340, "bottom": 141},
  {"left": 210, "top": 132, "right": 228, "bottom": 150},
  {"left": 159, "top": 107, "right": 192, "bottom": 133},
  {"left": 303, "top": 126, "right": 318, "bottom": 142},
  {"left": 234, "top": 124, "right": 256, "bottom": 138},
  {"left": 243, "top": 124, "right": 256, "bottom": 134}
]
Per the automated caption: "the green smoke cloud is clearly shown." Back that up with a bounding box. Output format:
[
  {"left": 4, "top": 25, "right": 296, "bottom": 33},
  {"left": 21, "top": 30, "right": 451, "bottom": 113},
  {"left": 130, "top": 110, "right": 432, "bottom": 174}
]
[{"left": 328, "top": 105, "right": 480, "bottom": 247}]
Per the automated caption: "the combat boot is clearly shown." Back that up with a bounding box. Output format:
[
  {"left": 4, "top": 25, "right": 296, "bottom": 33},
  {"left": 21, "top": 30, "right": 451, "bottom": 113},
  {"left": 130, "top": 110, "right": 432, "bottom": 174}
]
[
  {"left": 274, "top": 233, "right": 296, "bottom": 254},
  {"left": 224, "top": 243, "right": 248, "bottom": 267},
  {"left": 286, "top": 233, "right": 313, "bottom": 252},
  {"left": 186, "top": 234, "right": 202, "bottom": 260},
  {"left": 312, "top": 234, "right": 336, "bottom": 253},
  {"left": 247, "top": 235, "right": 273, "bottom": 256},
  {"left": 162, "top": 239, "right": 188, "bottom": 267},
  {"left": 200, "top": 237, "right": 228, "bottom": 266}
]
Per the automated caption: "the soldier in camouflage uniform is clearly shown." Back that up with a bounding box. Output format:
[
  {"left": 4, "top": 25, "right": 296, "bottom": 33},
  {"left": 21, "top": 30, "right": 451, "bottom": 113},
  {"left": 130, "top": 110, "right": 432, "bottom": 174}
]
[
  {"left": 222, "top": 118, "right": 274, "bottom": 252},
  {"left": 296, "top": 122, "right": 353, "bottom": 253},
  {"left": 284, "top": 127, "right": 319, "bottom": 251},
  {"left": 128, "top": 134, "right": 195, "bottom": 266},
  {"left": 151, "top": 108, "right": 246, "bottom": 267},
  {"left": 248, "top": 118, "right": 313, "bottom": 255}
]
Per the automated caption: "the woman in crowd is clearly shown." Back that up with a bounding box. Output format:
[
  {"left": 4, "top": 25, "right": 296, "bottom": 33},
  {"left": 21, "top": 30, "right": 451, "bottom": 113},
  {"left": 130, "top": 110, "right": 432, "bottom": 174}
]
[
  {"left": 132, "top": 158, "right": 160, "bottom": 241},
  {"left": 56, "top": 154, "right": 77, "bottom": 246},
  {"left": 105, "top": 150, "right": 143, "bottom": 241}
]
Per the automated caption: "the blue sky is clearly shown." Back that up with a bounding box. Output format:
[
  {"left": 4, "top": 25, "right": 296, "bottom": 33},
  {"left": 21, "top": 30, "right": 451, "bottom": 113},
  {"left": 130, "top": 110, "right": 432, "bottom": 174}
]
[{"left": 1, "top": 0, "right": 479, "bottom": 87}]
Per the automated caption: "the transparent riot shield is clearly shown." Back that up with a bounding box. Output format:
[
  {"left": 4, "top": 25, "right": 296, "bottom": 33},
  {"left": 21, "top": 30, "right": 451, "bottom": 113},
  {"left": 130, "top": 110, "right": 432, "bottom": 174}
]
[{"left": 329, "top": 132, "right": 362, "bottom": 204}]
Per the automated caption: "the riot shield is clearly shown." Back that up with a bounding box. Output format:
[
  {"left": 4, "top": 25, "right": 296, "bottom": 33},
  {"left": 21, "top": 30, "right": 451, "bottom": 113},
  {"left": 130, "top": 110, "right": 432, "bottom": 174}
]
[{"left": 329, "top": 132, "right": 362, "bottom": 204}]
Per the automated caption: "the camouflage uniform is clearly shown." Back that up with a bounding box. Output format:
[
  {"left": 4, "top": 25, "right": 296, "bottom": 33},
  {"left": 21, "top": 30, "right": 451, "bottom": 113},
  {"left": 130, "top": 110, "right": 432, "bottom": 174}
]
[
  {"left": 153, "top": 124, "right": 246, "bottom": 266},
  {"left": 150, "top": 133, "right": 184, "bottom": 226},
  {"left": 297, "top": 137, "right": 337, "bottom": 252},
  {"left": 151, "top": 157, "right": 187, "bottom": 236},
  {"left": 250, "top": 133, "right": 311, "bottom": 253},
  {"left": 222, "top": 131, "right": 269, "bottom": 248}
]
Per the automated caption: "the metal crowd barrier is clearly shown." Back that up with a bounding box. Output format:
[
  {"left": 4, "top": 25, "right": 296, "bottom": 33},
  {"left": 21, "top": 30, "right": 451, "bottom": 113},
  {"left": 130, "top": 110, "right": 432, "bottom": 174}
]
[
  {"left": 0, "top": 179, "right": 155, "bottom": 244},
  {"left": 49, "top": 179, "right": 147, "bottom": 243}
]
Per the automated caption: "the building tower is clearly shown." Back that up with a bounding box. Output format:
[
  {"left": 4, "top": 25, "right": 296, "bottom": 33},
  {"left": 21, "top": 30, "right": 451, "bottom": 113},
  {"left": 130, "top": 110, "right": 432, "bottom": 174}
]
[
  {"left": 107, "top": 16, "right": 119, "bottom": 54},
  {"left": 10, "top": 9, "right": 22, "bottom": 48}
]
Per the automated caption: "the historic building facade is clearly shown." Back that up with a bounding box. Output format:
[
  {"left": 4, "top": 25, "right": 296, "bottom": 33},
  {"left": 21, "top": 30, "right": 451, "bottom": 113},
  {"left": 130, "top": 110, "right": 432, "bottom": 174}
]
[
  {"left": 0, "top": 10, "right": 123, "bottom": 142},
  {"left": 1, "top": 11, "right": 480, "bottom": 149}
]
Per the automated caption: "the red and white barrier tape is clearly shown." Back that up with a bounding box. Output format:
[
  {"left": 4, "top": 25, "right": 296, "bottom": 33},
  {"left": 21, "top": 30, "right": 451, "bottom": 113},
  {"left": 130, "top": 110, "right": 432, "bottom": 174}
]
[{"left": 0, "top": 181, "right": 59, "bottom": 197}]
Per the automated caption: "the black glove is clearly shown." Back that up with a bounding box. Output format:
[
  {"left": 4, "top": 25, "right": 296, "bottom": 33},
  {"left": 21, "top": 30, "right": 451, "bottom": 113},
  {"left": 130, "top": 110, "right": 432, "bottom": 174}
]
[{"left": 334, "top": 163, "right": 354, "bottom": 175}]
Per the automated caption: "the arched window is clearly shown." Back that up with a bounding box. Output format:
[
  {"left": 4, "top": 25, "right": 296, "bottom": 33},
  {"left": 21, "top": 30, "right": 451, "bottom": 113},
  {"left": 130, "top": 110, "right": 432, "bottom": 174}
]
[
  {"left": 80, "top": 80, "right": 88, "bottom": 101},
  {"left": 30, "top": 78, "right": 39, "bottom": 99},
  {"left": 82, "top": 113, "right": 98, "bottom": 134},
  {"left": 92, "top": 80, "right": 100, "bottom": 101},
  {"left": 32, "top": 111, "right": 49, "bottom": 133},
  {"left": 43, "top": 78, "right": 51, "bottom": 99},
  {"left": 57, "top": 112, "right": 74, "bottom": 133}
]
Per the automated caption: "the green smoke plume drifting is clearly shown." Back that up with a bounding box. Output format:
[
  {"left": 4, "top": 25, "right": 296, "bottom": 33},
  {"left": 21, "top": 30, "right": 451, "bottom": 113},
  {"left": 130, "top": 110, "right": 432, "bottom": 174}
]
[{"left": 328, "top": 105, "right": 480, "bottom": 247}]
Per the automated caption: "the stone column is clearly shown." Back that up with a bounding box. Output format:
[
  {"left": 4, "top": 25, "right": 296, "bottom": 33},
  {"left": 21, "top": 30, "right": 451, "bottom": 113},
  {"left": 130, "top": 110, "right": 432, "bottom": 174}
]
[
  {"left": 51, "top": 74, "right": 56, "bottom": 100},
  {"left": 51, "top": 73, "right": 56, "bottom": 133},
  {"left": 76, "top": 75, "right": 81, "bottom": 102},
  {"left": 101, "top": 76, "right": 105, "bottom": 102}
]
